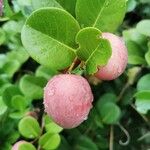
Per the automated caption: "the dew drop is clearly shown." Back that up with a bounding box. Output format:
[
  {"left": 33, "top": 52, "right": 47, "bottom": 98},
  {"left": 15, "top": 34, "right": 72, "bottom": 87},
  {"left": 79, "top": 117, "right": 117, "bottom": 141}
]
[{"left": 83, "top": 116, "right": 88, "bottom": 120}]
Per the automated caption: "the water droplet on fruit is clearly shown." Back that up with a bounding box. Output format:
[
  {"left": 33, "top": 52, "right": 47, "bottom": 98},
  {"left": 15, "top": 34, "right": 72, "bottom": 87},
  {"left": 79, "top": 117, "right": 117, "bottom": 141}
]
[{"left": 84, "top": 116, "right": 88, "bottom": 120}]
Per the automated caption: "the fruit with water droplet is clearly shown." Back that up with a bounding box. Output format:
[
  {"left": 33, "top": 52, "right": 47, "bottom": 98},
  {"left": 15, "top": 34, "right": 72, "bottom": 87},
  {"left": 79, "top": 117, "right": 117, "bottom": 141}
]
[
  {"left": 95, "top": 33, "right": 128, "bottom": 80},
  {"left": 44, "top": 74, "right": 93, "bottom": 129}
]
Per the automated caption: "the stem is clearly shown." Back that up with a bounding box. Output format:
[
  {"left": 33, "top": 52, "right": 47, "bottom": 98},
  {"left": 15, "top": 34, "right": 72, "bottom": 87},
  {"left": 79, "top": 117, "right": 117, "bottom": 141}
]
[
  {"left": 118, "top": 123, "right": 130, "bottom": 146},
  {"left": 130, "top": 104, "right": 149, "bottom": 124},
  {"left": 67, "top": 57, "right": 78, "bottom": 74},
  {"left": 117, "top": 82, "right": 130, "bottom": 102},
  {"left": 109, "top": 125, "right": 114, "bottom": 150}
]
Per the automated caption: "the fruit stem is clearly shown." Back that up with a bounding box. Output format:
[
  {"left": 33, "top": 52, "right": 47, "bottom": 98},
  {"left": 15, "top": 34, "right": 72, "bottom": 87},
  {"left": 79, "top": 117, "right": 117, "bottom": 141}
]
[
  {"left": 67, "top": 57, "right": 78, "bottom": 74},
  {"left": 109, "top": 125, "right": 114, "bottom": 150}
]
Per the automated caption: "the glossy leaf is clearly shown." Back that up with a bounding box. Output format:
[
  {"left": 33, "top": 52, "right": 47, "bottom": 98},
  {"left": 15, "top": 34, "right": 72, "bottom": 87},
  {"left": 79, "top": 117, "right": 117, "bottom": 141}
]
[
  {"left": 19, "top": 75, "right": 47, "bottom": 100},
  {"left": 76, "top": 27, "right": 111, "bottom": 74},
  {"left": 35, "top": 65, "right": 57, "bottom": 80},
  {"left": 32, "top": 0, "right": 62, "bottom": 10},
  {"left": 137, "top": 74, "right": 150, "bottom": 91},
  {"left": 76, "top": 136, "right": 98, "bottom": 150},
  {"left": 2, "top": 85, "right": 22, "bottom": 107},
  {"left": 96, "top": 93, "right": 117, "bottom": 110},
  {"left": 135, "top": 91, "right": 150, "bottom": 114},
  {"left": 39, "top": 133, "right": 61, "bottom": 150},
  {"left": 11, "top": 95, "right": 28, "bottom": 111},
  {"left": 45, "top": 122, "right": 63, "bottom": 134},
  {"left": 19, "top": 116, "right": 41, "bottom": 139},
  {"left": 145, "top": 42, "right": 150, "bottom": 65},
  {"left": 56, "top": 0, "right": 77, "bottom": 16},
  {"left": 0, "top": 96, "right": 7, "bottom": 116},
  {"left": 136, "top": 20, "right": 150, "bottom": 36},
  {"left": 76, "top": 0, "right": 126, "bottom": 32},
  {"left": 21, "top": 8, "right": 80, "bottom": 71},
  {"left": 100, "top": 103, "right": 121, "bottom": 124}
]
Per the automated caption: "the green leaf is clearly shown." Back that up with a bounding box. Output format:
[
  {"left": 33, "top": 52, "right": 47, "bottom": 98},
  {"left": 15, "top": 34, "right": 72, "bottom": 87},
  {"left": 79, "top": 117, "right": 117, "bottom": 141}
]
[
  {"left": 7, "top": 48, "right": 29, "bottom": 64},
  {"left": 136, "top": 20, "right": 150, "bottom": 36},
  {"left": 76, "top": 27, "right": 111, "bottom": 74},
  {"left": 76, "top": 136, "right": 98, "bottom": 150},
  {"left": 128, "top": 56, "right": 146, "bottom": 65},
  {"left": 127, "top": 0, "right": 137, "bottom": 12},
  {"left": 76, "top": 0, "right": 126, "bottom": 32},
  {"left": 135, "top": 91, "right": 150, "bottom": 114},
  {"left": 0, "top": 28, "right": 6, "bottom": 45},
  {"left": 19, "top": 116, "right": 41, "bottom": 139},
  {"left": 21, "top": 8, "right": 80, "bottom": 71},
  {"left": 2, "top": 85, "right": 22, "bottom": 107},
  {"left": 19, "top": 142, "right": 36, "bottom": 150},
  {"left": 56, "top": 0, "right": 77, "bottom": 16},
  {"left": 0, "top": 54, "right": 7, "bottom": 68},
  {"left": 137, "top": 74, "right": 150, "bottom": 91},
  {"left": 16, "top": 0, "right": 33, "bottom": 16},
  {"left": 11, "top": 95, "right": 29, "bottom": 111},
  {"left": 39, "top": 133, "right": 61, "bottom": 150},
  {"left": 19, "top": 75, "right": 47, "bottom": 100},
  {"left": 145, "top": 42, "right": 150, "bottom": 65},
  {"left": 32, "top": 0, "right": 62, "bottom": 10},
  {"left": 2, "top": 60, "right": 20, "bottom": 77},
  {"left": 9, "top": 111, "right": 27, "bottom": 119},
  {"left": 45, "top": 122, "right": 63, "bottom": 134},
  {"left": 3, "top": 0, "right": 14, "bottom": 17},
  {"left": 100, "top": 103, "right": 121, "bottom": 124},
  {"left": 126, "top": 40, "right": 146, "bottom": 65},
  {"left": 123, "top": 28, "right": 147, "bottom": 46},
  {"left": 35, "top": 65, "right": 57, "bottom": 80},
  {"left": 96, "top": 93, "right": 117, "bottom": 110},
  {"left": 0, "top": 97, "right": 7, "bottom": 116}
]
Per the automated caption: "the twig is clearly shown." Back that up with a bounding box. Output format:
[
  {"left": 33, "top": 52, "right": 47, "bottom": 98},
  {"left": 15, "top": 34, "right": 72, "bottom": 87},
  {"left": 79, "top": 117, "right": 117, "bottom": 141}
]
[
  {"left": 109, "top": 125, "right": 114, "bottom": 150},
  {"left": 67, "top": 57, "right": 78, "bottom": 74},
  {"left": 118, "top": 123, "right": 130, "bottom": 146},
  {"left": 117, "top": 82, "right": 130, "bottom": 102},
  {"left": 130, "top": 104, "right": 149, "bottom": 124}
]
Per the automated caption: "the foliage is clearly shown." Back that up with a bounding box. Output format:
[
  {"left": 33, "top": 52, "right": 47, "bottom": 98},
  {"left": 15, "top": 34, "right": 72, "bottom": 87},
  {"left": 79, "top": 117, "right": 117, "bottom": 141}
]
[{"left": 0, "top": 0, "right": 149, "bottom": 150}]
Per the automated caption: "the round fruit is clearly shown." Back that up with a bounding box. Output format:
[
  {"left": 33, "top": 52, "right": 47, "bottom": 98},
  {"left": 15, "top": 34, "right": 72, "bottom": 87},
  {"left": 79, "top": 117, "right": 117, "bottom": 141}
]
[
  {"left": 95, "top": 32, "right": 128, "bottom": 80},
  {"left": 44, "top": 74, "right": 93, "bottom": 129},
  {"left": 12, "top": 141, "right": 25, "bottom": 150}
]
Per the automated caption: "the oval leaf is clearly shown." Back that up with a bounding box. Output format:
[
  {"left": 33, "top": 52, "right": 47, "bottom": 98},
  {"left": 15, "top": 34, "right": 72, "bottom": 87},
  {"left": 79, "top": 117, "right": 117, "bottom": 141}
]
[
  {"left": 21, "top": 8, "right": 80, "bottom": 71},
  {"left": 100, "top": 103, "right": 121, "bottom": 124},
  {"left": 19, "top": 75, "right": 47, "bottom": 100},
  {"left": 39, "top": 133, "right": 61, "bottom": 150},
  {"left": 137, "top": 74, "right": 150, "bottom": 91},
  {"left": 76, "top": 0, "right": 126, "bottom": 32},
  {"left": 76, "top": 27, "right": 111, "bottom": 74},
  {"left": 136, "top": 20, "right": 150, "bottom": 36},
  {"left": 135, "top": 91, "right": 150, "bottom": 114},
  {"left": 19, "top": 116, "right": 41, "bottom": 139}
]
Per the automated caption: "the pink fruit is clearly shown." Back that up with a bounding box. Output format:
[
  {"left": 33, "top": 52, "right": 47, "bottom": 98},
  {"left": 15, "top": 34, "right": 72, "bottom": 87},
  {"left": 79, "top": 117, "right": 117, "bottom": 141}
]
[
  {"left": 95, "top": 33, "right": 128, "bottom": 80},
  {"left": 0, "top": 0, "right": 2, "bottom": 16},
  {"left": 44, "top": 74, "right": 93, "bottom": 129},
  {"left": 12, "top": 141, "right": 25, "bottom": 150}
]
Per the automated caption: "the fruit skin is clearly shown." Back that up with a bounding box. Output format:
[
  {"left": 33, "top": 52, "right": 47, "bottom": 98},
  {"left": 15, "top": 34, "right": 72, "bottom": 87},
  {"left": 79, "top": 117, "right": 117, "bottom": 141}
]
[
  {"left": 44, "top": 74, "right": 93, "bottom": 129},
  {"left": 95, "top": 33, "right": 128, "bottom": 80},
  {"left": 12, "top": 141, "right": 25, "bottom": 150},
  {"left": 0, "top": 0, "right": 2, "bottom": 16}
]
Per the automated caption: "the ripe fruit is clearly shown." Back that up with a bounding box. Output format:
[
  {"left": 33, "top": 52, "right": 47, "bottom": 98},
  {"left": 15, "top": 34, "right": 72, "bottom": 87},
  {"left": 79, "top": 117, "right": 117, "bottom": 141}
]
[
  {"left": 44, "top": 74, "right": 93, "bottom": 129},
  {"left": 95, "top": 33, "right": 128, "bottom": 80},
  {"left": 12, "top": 141, "right": 25, "bottom": 150},
  {"left": 0, "top": 0, "right": 2, "bottom": 16}
]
